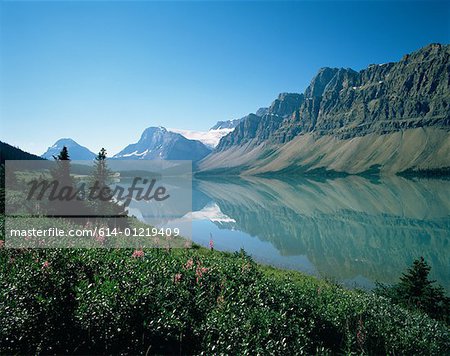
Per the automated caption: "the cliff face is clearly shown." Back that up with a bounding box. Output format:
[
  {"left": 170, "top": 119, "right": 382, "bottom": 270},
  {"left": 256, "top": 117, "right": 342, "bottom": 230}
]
[
  {"left": 216, "top": 93, "right": 304, "bottom": 150},
  {"left": 201, "top": 44, "right": 450, "bottom": 175},
  {"left": 278, "top": 43, "right": 449, "bottom": 141}
]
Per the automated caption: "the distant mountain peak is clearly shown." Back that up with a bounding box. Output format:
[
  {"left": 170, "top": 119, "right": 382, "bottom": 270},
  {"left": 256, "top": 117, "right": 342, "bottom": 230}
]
[
  {"left": 50, "top": 138, "right": 77, "bottom": 148},
  {"left": 55, "top": 138, "right": 77, "bottom": 143},
  {"left": 42, "top": 138, "right": 96, "bottom": 160},
  {"left": 210, "top": 119, "right": 243, "bottom": 130},
  {"left": 143, "top": 126, "right": 167, "bottom": 133},
  {"left": 114, "top": 126, "right": 211, "bottom": 161}
]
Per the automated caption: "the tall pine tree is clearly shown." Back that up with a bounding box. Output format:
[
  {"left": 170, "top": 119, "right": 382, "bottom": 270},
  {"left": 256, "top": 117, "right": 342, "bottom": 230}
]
[
  {"left": 88, "top": 148, "right": 126, "bottom": 219},
  {"left": 376, "top": 257, "right": 449, "bottom": 323},
  {"left": 51, "top": 146, "right": 73, "bottom": 186},
  {"left": 90, "top": 148, "right": 112, "bottom": 203}
]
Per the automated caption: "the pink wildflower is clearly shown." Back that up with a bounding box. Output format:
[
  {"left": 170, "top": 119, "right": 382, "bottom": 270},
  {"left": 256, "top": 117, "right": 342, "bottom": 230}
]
[
  {"left": 174, "top": 273, "right": 182, "bottom": 283},
  {"left": 42, "top": 261, "right": 50, "bottom": 269},
  {"left": 185, "top": 258, "right": 194, "bottom": 269},
  {"left": 132, "top": 249, "right": 144, "bottom": 258},
  {"left": 195, "top": 266, "right": 209, "bottom": 283},
  {"left": 0, "top": 240, "right": 4, "bottom": 248},
  {"left": 209, "top": 233, "right": 214, "bottom": 250}
]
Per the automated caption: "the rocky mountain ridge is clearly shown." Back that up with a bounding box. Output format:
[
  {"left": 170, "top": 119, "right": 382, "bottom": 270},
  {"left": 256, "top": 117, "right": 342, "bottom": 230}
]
[{"left": 200, "top": 43, "right": 450, "bottom": 175}]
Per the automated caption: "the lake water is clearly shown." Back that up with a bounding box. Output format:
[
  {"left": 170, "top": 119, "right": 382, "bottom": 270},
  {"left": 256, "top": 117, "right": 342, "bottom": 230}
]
[{"left": 130, "top": 175, "right": 450, "bottom": 291}]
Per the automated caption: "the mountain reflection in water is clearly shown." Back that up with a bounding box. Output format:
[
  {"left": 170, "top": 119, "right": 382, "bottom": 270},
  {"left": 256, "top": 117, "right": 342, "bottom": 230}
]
[
  {"left": 190, "top": 176, "right": 450, "bottom": 290},
  {"left": 124, "top": 175, "right": 449, "bottom": 290}
]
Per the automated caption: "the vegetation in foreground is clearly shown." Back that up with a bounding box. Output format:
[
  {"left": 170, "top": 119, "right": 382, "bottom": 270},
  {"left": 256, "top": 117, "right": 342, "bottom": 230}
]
[{"left": 0, "top": 245, "right": 449, "bottom": 355}]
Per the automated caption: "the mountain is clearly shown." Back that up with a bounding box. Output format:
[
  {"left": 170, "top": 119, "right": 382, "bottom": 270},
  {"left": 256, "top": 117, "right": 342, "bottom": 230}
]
[
  {"left": 255, "top": 107, "right": 269, "bottom": 117},
  {"left": 113, "top": 126, "right": 212, "bottom": 161},
  {"left": 210, "top": 118, "right": 244, "bottom": 130},
  {"left": 216, "top": 96, "right": 304, "bottom": 150},
  {"left": 0, "top": 141, "right": 45, "bottom": 164},
  {"left": 210, "top": 112, "right": 270, "bottom": 131},
  {"left": 169, "top": 116, "right": 253, "bottom": 148},
  {"left": 42, "top": 138, "right": 96, "bottom": 160},
  {"left": 169, "top": 127, "right": 234, "bottom": 148},
  {"left": 172, "top": 111, "right": 267, "bottom": 148},
  {"left": 199, "top": 44, "right": 450, "bottom": 175}
]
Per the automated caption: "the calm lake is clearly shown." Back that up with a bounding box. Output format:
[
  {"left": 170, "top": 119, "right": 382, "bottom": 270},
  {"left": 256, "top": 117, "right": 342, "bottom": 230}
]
[{"left": 129, "top": 175, "right": 450, "bottom": 291}]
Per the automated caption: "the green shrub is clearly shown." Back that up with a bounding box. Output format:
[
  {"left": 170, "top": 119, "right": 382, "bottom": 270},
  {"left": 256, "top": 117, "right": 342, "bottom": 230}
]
[{"left": 0, "top": 248, "right": 448, "bottom": 355}]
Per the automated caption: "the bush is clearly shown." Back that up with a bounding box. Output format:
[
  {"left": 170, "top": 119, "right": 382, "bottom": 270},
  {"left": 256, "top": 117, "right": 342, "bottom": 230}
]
[{"left": 0, "top": 248, "right": 448, "bottom": 355}]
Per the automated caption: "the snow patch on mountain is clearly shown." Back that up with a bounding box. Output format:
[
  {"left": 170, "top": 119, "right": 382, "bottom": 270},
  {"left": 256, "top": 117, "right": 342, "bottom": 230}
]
[{"left": 169, "top": 128, "right": 233, "bottom": 148}]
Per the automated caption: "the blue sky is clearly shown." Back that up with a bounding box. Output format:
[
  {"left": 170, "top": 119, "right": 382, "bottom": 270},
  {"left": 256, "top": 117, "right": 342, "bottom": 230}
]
[{"left": 1, "top": 1, "right": 448, "bottom": 156}]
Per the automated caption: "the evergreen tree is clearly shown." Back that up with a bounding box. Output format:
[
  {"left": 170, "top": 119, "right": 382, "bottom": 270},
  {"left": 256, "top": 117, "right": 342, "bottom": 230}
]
[
  {"left": 48, "top": 146, "right": 77, "bottom": 216},
  {"left": 90, "top": 148, "right": 112, "bottom": 203},
  {"left": 54, "top": 146, "right": 70, "bottom": 161},
  {"left": 398, "top": 257, "right": 434, "bottom": 301},
  {"left": 88, "top": 148, "right": 126, "bottom": 219},
  {"left": 376, "top": 257, "right": 449, "bottom": 323},
  {"left": 51, "top": 146, "right": 72, "bottom": 185},
  {"left": 94, "top": 148, "right": 110, "bottom": 187}
]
